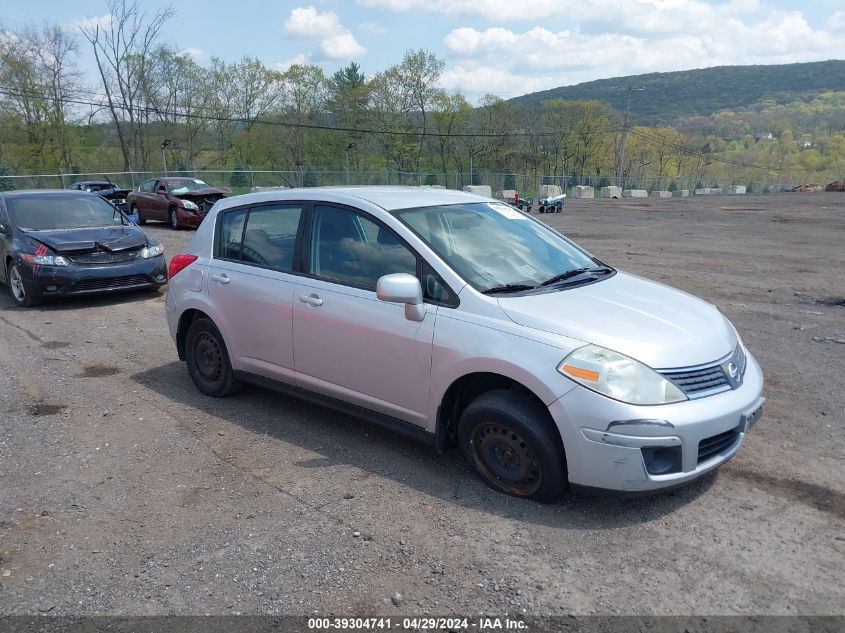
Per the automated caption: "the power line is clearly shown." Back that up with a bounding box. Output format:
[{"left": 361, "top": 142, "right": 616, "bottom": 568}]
[{"left": 0, "top": 84, "right": 773, "bottom": 172}]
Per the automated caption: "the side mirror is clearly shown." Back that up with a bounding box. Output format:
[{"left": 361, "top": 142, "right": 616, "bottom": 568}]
[{"left": 377, "top": 273, "right": 425, "bottom": 322}]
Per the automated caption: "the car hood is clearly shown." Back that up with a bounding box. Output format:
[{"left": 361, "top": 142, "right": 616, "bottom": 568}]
[
  {"left": 24, "top": 226, "right": 148, "bottom": 253},
  {"left": 174, "top": 188, "right": 228, "bottom": 199},
  {"left": 496, "top": 271, "right": 735, "bottom": 369}
]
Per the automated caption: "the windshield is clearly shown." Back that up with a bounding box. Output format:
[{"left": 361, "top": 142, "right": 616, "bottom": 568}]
[
  {"left": 8, "top": 194, "right": 127, "bottom": 230},
  {"left": 80, "top": 183, "right": 123, "bottom": 192},
  {"left": 393, "top": 202, "right": 599, "bottom": 292},
  {"left": 167, "top": 179, "right": 212, "bottom": 194}
]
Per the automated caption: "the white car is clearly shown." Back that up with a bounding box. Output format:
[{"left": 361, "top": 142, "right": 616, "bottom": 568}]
[{"left": 165, "top": 187, "right": 764, "bottom": 502}]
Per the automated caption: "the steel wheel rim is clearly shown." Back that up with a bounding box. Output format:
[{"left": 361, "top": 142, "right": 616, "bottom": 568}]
[
  {"left": 170, "top": 210, "right": 178, "bottom": 228},
  {"left": 470, "top": 422, "right": 542, "bottom": 496},
  {"left": 194, "top": 332, "right": 223, "bottom": 382},
  {"left": 9, "top": 265, "right": 25, "bottom": 302}
]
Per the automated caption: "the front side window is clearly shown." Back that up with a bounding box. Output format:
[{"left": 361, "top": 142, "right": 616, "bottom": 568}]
[
  {"left": 393, "top": 202, "right": 599, "bottom": 293},
  {"left": 309, "top": 205, "right": 416, "bottom": 291}
]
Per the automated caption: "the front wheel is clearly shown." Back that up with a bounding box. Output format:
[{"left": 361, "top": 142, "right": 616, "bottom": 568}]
[
  {"left": 458, "top": 390, "right": 566, "bottom": 503},
  {"left": 169, "top": 206, "right": 180, "bottom": 230},
  {"left": 185, "top": 318, "right": 242, "bottom": 397},
  {"left": 7, "top": 262, "right": 42, "bottom": 307}
]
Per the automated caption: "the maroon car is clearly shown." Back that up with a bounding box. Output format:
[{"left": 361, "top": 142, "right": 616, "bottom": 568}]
[{"left": 127, "top": 177, "right": 229, "bottom": 230}]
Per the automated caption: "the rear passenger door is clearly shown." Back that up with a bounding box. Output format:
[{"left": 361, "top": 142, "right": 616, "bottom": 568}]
[{"left": 207, "top": 201, "right": 305, "bottom": 383}]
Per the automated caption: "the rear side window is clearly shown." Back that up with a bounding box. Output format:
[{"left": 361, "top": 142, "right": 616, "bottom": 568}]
[
  {"left": 140, "top": 180, "right": 155, "bottom": 193},
  {"left": 241, "top": 205, "right": 302, "bottom": 271},
  {"left": 217, "top": 204, "right": 303, "bottom": 273}
]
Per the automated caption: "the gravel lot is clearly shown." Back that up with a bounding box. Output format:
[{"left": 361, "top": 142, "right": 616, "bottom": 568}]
[{"left": 0, "top": 192, "right": 843, "bottom": 617}]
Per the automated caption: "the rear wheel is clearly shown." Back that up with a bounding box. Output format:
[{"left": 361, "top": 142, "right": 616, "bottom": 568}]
[
  {"left": 7, "top": 262, "right": 42, "bottom": 307},
  {"left": 185, "top": 318, "right": 242, "bottom": 397},
  {"left": 132, "top": 205, "right": 145, "bottom": 225},
  {"left": 458, "top": 389, "right": 566, "bottom": 503},
  {"left": 169, "top": 206, "right": 180, "bottom": 230}
]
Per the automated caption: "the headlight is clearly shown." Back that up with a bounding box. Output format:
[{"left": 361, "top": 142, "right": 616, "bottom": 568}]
[
  {"left": 182, "top": 200, "right": 199, "bottom": 211},
  {"left": 140, "top": 244, "right": 164, "bottom": 258},
  {"left": 23, "top": 253, "right": 69, "bottom": 266},
  {"left": 557, "top": 344, "right": 687, "bottom": 405}
]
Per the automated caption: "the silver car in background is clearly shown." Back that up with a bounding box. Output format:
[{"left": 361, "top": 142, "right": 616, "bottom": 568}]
[{"left": 165, "top": 187, "right": 764, "bottom": 502}]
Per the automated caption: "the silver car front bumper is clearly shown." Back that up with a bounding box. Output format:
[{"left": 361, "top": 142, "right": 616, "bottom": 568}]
[{"left": 549, "top": 349, "right": 765, "bottom": 492}]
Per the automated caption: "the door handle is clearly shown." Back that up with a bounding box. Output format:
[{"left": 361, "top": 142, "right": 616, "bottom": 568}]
[
  {"left": 299, "top": 293, "right": 323, "bottom": 307},
  {"left": 211, "top": 273, "right": 230, "bottom": 285}
]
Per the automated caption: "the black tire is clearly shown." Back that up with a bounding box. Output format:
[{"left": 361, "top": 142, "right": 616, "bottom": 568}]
[
  {"left": 169, "top": 206, "right": 180, "bottom": 230},
  {"left": 458, "top": 389, "right": 566, "bottom": 503},
  {"left": 7, "top": 261, "right": 42, "bottom": 307},
  {"left": 185, "top": 318, "right": 242, "bottom": 397}
]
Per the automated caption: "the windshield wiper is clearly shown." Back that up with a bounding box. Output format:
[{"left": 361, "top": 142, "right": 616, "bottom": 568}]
[
  {"left": 481, "top": 283, "right": 537, "bottom": 295},
  {"left": 539, "top": 266, "right": 614, "bottom": 287}
]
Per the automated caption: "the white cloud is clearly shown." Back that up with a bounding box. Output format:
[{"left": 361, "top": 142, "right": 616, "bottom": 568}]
[
  {"left": 828, "top": 11, "right": 845, "bottom": 30},
  {"left": 359, "top": 21, "right": 386, "bottom": 35},
  {"left": 443, "top": 10, "right": 842, "bottom": 90},
  {"left": 358, "top": 0, "right": 763, "bottom": 25},
  {"left": 321, "top": 32, "right": 366, "bottom": 59},
  {"left": 64, "top": 14, "right": 113, "bottom": 34},
  {"left": 283, "top": 6, "right": 366, "bottom": 60},
  {"left": 178, "top": 48, "right": 209, "bottom": 63},
  {"left": 274, "top": 54, "right": 309, "bottom": 72},
  {"left": 439, "top": 65, "right": 555, "bottom": 97}
]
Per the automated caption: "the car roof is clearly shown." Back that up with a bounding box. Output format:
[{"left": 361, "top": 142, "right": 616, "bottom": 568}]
[
  {"left": 215, "top": 186, "right": 490, "bottom": 213},
  {"left": 73, "top": 180, "right": 111, "bottom": 185},
  {"left": 1, "top": 189, "right": 101, "bottom": 197}
]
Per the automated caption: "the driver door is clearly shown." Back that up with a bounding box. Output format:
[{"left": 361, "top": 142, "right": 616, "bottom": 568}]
[{"left": 292, "top": 204, "right": 436, "bottom": 426}]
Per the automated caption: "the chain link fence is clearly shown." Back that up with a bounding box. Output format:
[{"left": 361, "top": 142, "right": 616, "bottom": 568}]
[{"left": 1, "top": 169, "right": 798, "bottom": 197}]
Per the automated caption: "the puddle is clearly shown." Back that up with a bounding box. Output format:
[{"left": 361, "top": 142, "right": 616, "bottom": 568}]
[
  {"left": 814, "top": 296, "right": 845, "bottom": 307},
  {"left": 28, "top": 403, "right": 65, "bottom": 416},
  {"left": 41, "top": 341, "right": 70, "bottom": 349},
  {"left": 80, "top": 364, "right": 121, "bottom": 378},
  {"left": 732, "top": 469, "right": 845, "bottom": 521}
]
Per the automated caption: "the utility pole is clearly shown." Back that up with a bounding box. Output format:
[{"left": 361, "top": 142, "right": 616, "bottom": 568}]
[
  {"left": 161, "top": 139, "right": 171, "bottom": 176},
  {"left": 615, "top": 86, "right": 643, "bottom": 188}
]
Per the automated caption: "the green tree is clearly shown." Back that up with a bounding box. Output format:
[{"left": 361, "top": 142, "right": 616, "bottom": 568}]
[{"left": 0, "top": 161, "right": 15, "bottom": 190}]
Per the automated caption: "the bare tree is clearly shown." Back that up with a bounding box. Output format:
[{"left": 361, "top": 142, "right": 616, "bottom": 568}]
[{"left": 81, "top": 0, "right": 174, "bottom": 170}]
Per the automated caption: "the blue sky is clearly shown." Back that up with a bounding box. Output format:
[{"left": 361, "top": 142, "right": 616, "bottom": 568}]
[{"left": 3, "top": 0, "right": 844, "bottom": 101}]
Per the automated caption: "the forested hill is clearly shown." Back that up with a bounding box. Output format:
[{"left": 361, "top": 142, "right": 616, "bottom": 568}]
[{"left": 508, "top": 60, "right": 845, "bottom": 125}]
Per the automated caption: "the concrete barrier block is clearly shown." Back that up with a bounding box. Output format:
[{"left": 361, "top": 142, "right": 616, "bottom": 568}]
[
  {"left": 463, "top": 185, "right": 492, "bottom": 198},
  {"left": 622, "top": 189, "right": 648, "bottom": 198},
  {"left": 651, "top": 191, "right": 672, "bottom": 198},
  {"left": 573, "top": 185, "right": 594, "bottom": 199},
  {"left": 728, "top": 185, "right": 746, "bottom": 194},
  {"left": 540, "top": 185, "right": 562, "bottom": 199},
  {"left": 673, "top": 190, "right": 690, "bottom": 197},
  {"left": 601, "top": 186, "right": 622, "bottom": 199},
  {"left": 695, "top": 188, "right": 712, "bottom": 195},
  {"left": 251, "top": 186, "right": 288, "bottom": 192}
]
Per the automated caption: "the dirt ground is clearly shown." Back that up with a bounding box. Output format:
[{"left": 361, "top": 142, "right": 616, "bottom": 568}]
[{"left": 0, "top": 192, "right": 843, "bottom": 617}]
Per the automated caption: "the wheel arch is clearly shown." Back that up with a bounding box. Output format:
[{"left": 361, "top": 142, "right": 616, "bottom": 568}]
[
  {"left": 176, "top": 308, "right": 212, "bottom": 360},
  {"left": 435, "top": 371, "right": 564, "bottom": 460}
]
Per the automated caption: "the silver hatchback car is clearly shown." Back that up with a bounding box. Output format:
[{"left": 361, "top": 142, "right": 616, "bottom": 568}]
[{"left": 165, "top": 187, "right": 764, "bottom": 502}]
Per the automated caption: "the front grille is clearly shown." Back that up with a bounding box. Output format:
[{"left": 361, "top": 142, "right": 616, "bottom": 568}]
[
  {"left": 659, "top": 345, "right": 747, "bottom": 399},
  {"left": 69, "top": 250, "right": 139, "bottom": 264},
  {"left": 698, "top": 427, "right": 740, "bottom": 464},
  {"left": 660, "top": 364, "right": 730, "bottom": 397},
  {"left": 74, "top": 274, "right": 151, "bottom": 292}
]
